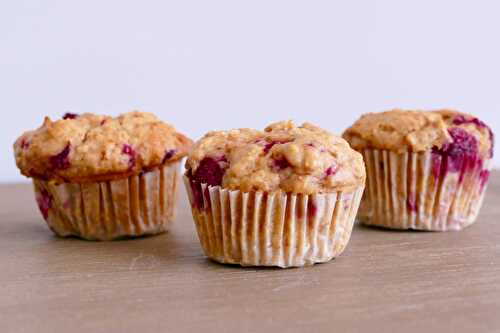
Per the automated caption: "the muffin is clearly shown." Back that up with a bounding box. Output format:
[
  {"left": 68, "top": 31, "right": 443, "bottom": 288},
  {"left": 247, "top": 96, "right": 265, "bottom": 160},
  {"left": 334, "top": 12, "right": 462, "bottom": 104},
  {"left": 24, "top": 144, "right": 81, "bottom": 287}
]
[
  {"left": 343, "top": 109, "right": 494, "bottom": 231},
  {"left": 183, "top": 121, "right": 366, "bottom": 268},
  {"left": 14, "top": 111, "right": 192, "bottom": 240}
]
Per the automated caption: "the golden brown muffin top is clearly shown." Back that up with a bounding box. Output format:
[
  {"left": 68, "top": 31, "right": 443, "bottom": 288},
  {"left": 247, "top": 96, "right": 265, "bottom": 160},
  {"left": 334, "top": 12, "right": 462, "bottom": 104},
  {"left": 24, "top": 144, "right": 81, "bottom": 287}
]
[
  {"left": 343, "top": 109, "right": 494, "bottom": 158},
  {"left": 186, "top": 120, "right": 366, "bottom": 194},
  {"left": 14, "top": 111, "right": 193, "bottom": 183}
]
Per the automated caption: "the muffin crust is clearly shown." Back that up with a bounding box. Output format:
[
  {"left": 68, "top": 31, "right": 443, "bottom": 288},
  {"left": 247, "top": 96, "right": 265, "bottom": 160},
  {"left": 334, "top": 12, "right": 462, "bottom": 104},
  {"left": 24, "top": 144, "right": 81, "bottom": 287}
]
[
  {"left": 186, "top": 121, "right": 366, "bottom": 194},
  {"left": 14, "top": 111, "right": 193, "bottom": 183},
  {"left": 343, "top": 109, "right": 493, "bottom": 159}
]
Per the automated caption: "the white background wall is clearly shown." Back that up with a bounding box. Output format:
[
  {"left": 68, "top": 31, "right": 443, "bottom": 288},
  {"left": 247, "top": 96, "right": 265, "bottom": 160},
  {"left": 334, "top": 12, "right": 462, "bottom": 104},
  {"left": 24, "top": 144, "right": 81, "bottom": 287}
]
[{"left": 2, "top": 0, "right": 499, "bottom": 182}]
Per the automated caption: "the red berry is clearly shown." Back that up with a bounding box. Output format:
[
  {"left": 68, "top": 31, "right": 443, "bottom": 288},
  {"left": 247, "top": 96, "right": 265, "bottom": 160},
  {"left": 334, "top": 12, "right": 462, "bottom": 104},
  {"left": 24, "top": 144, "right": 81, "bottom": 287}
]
[
  {"left": 122, "top": 144, "right": 136, "bottom": 169},
  {"left": 480, "top": 170, "right": 490, "bottom": 191},
  {"left": 307, "top": 199, "right": 317, "bottom": 219},
  {"left": 49, "top": 144, "right": 71, "bottom": 170},
  {"left": 432, "top": 128, "right": 482, "bottom": 183},
  {"left": 406, "top": 195, "right": 417, "bottom": 212},
  {"left": 162, "top": 149, "right": 177, "bottom": 164},
  {"left": 453, "top": 115, "right": 494, "bottom": 158},
  {"left": 192, "top": 157, "right": 227, "bottom": 186},
  {"left": 36, "top": 189, "right": 52, "bottom": 219},
  {"left": 62, "top": 112, "right": 78, "bottom": 120},
  {"left": 20, "top": 138, "right": 30, "bottom": 149},
  {"left": 325, "top": 164, "right": 337, "bottom": 177}
]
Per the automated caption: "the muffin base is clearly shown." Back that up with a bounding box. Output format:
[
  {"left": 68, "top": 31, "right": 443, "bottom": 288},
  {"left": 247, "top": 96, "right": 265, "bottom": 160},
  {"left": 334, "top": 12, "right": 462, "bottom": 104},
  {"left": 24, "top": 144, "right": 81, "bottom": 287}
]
[
  {"left": 32, "top": 162, "right": 180, "bottom": 240},
  {"left": 359, "top": 149, "right": 492, "bottom": 231},
  {"left": 184, "top": 177, "right": 364, "bottom": 268}
]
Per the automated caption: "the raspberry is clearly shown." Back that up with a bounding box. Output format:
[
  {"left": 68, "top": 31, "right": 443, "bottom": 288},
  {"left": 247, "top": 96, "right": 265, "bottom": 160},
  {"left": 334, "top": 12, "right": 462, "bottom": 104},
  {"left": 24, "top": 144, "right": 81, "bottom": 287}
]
[
  {"left": 122, "top": 144, "right": 136, "bottom": 169},
  {"left": 62, "top": 112, "right": 78, "bottom": 120},
  {"left": 432, "top": 128, "right": 481, "bottom": 183},
  {"left": 479, "top": 170, "right": 490, "bottom": 191},
  {"left": 271, "top": 157, "right": 290, "bottom": 171},
  {"left": 407, "top": 195, "right": 417, "bottom": 212},
  {"left": 20, "top": 138, "right": 30, "bottom": 149},
  {"left": 162, "top": 149, "right": 177, "bottom": 164},
  {"left": 453, "top": 115, "right": 494, "bottom": 157},
  {"left": 325, "top": 164, "right": 337, "bottom": 177},
  {"left": 431, "top": 152, "right": 442, "bottom": 179},
  {"left": 189, "top": 179, "right": 204, "bottom": 209},
  {"left": 444, "top": 128, "right": 479, "bottom": 172},
  {"left": 36, "top": 189, "right": 52, "bottom": 219},
  {"left": 49, "top": 144, "right": 71, "bottom": 170},
  {"left": 192, "top": 157, "right": 227, "bottom": 186},
  {"left": 307, "top": 199, "right": 317, "bottom": 219}
]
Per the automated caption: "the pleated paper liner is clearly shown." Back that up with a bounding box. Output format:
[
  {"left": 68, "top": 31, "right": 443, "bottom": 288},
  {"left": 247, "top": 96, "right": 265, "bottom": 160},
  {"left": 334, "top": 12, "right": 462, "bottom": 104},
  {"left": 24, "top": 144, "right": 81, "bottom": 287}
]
[
  {"left": 32, "top": 161, "right": 181, "bottom": 240},
  {"left": 184, "top": 176, "right": 364, "bottom": 268},
  {"left": 359, "top": 149, "right": 492, "bottom": 231}
]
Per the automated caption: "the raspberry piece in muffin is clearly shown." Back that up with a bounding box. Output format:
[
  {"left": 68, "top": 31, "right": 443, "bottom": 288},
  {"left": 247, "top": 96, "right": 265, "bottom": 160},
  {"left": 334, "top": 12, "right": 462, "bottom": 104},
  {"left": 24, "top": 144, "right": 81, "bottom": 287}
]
[
  {"left": 49, "top": 143, "right": 71, "bottom": 170},
  {"left": 62, "top": 112, "right": 78, "bottom": 120},
  {"left": 192, "top": 156, "right": 227, "bottom": 186},
  {"left": 271, "top": 156, "right": 290, "bottom": 171},
  {"left": 162, "top": 149, "right": 178, "bottom": 164},
  {"left": 324, "top": 164, "right": 338, "bottom": 177},
  {"left": 452, "top": 114, "right": 494, "bottom": 157},
  {"left": 480, "top": 170, "right": 490, "bottom": 191},
  {"left": 121, "top": 144, "right": 137, "bottom": 170},
  {"left": 20, "top": 138, "right": 30, "bottom": 149},
  {"left": 36, "top": 189, "right": 52, "bottom": 219},
  {"left": 188, "top": 156, "right": 229, "bottom": 208},
  {"left": 438, "top": 110, "right": 494, "bottom": 161}
]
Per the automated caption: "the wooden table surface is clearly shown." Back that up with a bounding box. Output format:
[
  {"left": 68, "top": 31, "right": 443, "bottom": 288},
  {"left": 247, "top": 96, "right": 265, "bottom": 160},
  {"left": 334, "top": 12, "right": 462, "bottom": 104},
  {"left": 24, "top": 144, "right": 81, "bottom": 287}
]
[{"left": 1, "top": 172, "right": 500, "bottom": 333}]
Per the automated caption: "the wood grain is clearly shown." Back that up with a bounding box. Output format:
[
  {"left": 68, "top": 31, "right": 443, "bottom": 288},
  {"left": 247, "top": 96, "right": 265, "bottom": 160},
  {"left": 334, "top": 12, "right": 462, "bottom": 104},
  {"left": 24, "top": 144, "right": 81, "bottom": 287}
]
[{"left": 1, "top": 172, "right": 500, "bottom": 333}]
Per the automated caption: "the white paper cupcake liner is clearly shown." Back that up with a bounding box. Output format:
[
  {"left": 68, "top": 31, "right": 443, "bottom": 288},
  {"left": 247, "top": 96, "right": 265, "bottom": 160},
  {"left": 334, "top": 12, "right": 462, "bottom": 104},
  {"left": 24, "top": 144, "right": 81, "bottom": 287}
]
[
  {"left": 359, "top": 149, "right": 492, "bottom": 231},
  {"left": 32, "top": 161, "right": 181, "bottom": 240},
  {"left": 183, "top": 176, "right": 364, "bottom": 268}
]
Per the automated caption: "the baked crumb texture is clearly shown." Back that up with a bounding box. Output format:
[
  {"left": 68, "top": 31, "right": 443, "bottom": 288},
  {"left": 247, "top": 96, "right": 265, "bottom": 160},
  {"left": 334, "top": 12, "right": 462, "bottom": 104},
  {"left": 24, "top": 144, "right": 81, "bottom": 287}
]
[
  {"left": 14, "top": 111, "right": 193, "bottom": 183},
  {"left": 343, "top": 109, "right": 493, "bottom": 158},
  {"left": 185, "top": 120, "right": 366, "bottom": 195}
]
